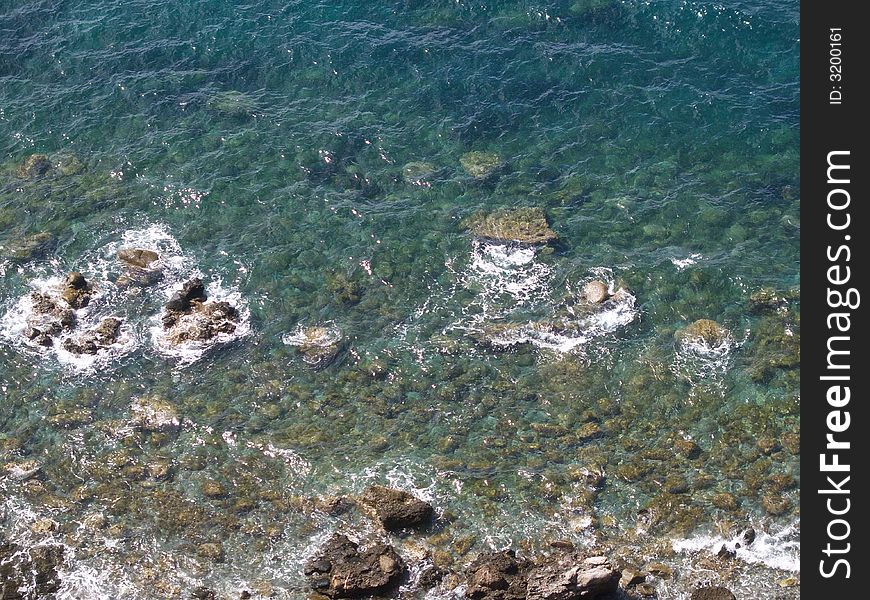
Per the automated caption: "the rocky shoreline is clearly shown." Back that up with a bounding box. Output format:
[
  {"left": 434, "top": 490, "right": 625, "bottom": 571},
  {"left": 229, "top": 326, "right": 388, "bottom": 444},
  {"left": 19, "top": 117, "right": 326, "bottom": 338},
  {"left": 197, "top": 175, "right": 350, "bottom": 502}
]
[{"left": 0, "top": 484, "right": 763, "bottom": 599}]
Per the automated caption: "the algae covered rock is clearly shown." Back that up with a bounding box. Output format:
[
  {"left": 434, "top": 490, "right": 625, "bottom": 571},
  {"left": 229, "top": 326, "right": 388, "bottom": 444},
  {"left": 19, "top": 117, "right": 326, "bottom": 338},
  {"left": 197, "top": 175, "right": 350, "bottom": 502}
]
[
  {"left": 283, "top": 324, "right": 344, "bottom": 368},
  {"left": 2, "top": 232, "right": 56, "bottom": 262},
  {"left": 131, "top": 395, "right": 180, "bottom": 433},
  {"left": 460, "top": 151, "right": 503, "bottom": 179},
  {"left": 359, "top": 485, "right": 434, "bottom": 530},
  {"left": 465, "top": 207, "right": 558, "bottom": 244},
  {"left": 16, "top": 154, "right": 52, "bottom": 178},
  {"left": 676, "top": 319, "right": 730, "bottom": 348},
  {"left": 402, "top": 161, "right": 438, "bottom": 185},
  {"left": 304, "top": 534, "right": 405, "bottom": 598},
  {"left": 206, "top": 90, "right": 258, "bottom": 117},
  {"left": 690, "top": 587, "right": 736, "bottom": 600}
]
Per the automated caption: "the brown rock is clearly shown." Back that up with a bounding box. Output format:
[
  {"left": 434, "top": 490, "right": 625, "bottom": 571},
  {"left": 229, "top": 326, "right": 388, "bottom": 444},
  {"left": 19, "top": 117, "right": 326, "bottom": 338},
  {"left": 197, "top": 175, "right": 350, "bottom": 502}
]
[
  {"left": 16, "top": 154, "right": 52, "bottom": 178},
  {"left": 304, "top": 534, "right": 404, "bottom": 598},
  {"left": 358, "top": 485, "right": 434, "bottom": 530},
  {"left": 117, "top": 248, "right": 160, "bottom": 269},
  {"left": 583, "top": 280, "right": 611, "bottom": 304}
]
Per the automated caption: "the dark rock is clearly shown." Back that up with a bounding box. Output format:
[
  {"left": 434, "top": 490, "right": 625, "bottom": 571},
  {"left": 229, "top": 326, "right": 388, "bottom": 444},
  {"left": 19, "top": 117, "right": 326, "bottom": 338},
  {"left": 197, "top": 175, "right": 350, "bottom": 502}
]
[
  {"left": 0, "top": 539, "right": 64, "bottom": 599},
  {"left": 635, "top": 583, "right": 657, "bottom": 596},
  {"left": 673, "top": 439, "right": 701, "bottom": 459},
  {"left": 716, "top": 545, "right": 736, "bottom": 560},
  {"left": 60, "top": 317, "right": 123, "bottom": 355},
  {"left": 117, "top": 248, "right": 160, "bottom": 269},
  {"left": 191, "top": 587, "right": 217, "bottom": 600},
  {"left": 304, "top": 534, "right": 404, "bottom": 598},
  {"left": 526, "top": 554, "right": 621, "bottom": 600},
  {"left": 165, "top": 278, "right": 206, "bottom": 313},
  {"left": 161, "top": 279, "right": 240, "bottom": 346},
  {"left": 197, "top": 542, "right": 225, "bottom": 562},
  {"left": 359, "top": 485, "right": 434, "bottom": 530},
  {"left": 16, "top": 154, "right": 52, "bottom": 178},
  {"left": 61, "top": 272, "right": 93, "bottom": 309},
  {"left": 465, "top": 550, "right": 531, "bottom": 600},
  {"left": 740, "top": 527, "right": 756, "bottom": 547},
  {"left": 690, "top": 587, "right": 736, "bottom": 600}
]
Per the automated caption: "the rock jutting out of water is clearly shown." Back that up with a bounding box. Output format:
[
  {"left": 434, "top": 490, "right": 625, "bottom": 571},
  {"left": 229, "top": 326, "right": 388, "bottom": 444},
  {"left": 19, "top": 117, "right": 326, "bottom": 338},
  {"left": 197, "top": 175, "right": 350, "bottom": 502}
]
[
  {"left": 160, "top": 278, "right": 240, "bottom": 345},
  {"left": 464, "top": 207, "right": 558, "bottom": 245},
  {"left": 304, "top": 534, "right": 405, "bottom": 598},
  {"left": 358, "top": 485, "right": 435, "bottom": 531},
  {"left": 61, "top": 271, "right": 93, "bottom": 309},
  {"left": 61, "top": 317, "right": 123, "bottom": 355},
  {"left": 582, "top": 280, "right": 611, "bottom": 304},
  {"left": 23, "top": 291, "right": 76, "bottom": 347},
  {"left": 116, "top": 247, "right": 163, "bottom": 289}
]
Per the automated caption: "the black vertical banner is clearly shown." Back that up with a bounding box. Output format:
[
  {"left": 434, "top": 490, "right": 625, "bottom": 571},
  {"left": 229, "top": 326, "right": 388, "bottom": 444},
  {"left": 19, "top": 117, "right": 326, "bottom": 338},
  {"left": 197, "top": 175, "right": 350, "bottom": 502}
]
[{"left": 802, "top": 1, "right": 868, "bottom": 595}]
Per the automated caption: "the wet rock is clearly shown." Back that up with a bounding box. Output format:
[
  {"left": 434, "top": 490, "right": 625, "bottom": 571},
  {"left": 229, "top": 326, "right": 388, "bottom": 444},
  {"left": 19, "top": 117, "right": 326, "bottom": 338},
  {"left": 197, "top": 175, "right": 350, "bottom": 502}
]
[
  {"left": 663, "top": 475, "right": 689, "bottom": 494},
  {"left": 28, "top": 291, "right": 76, "bottom": 337},
  {"left": 327, "top": 272, "right": 363, "bottom": 305},
  {"left": 525, "top": 554, "right": 621, "bottom": 600},
  {"left": 635, "top": 583, "right": 657, "bottom": 596},
  {"left": 201, "top": 481, "right": 227, "bottom": 499},
  {"left": 465, "top": 550, "right": 531, "bottom": 600},
  {"left": 56, "top": 152, "right": 85, "bottom": 176},
  {"left": 191, "top": 587, "right": 217, "bottom": 600},
  {"left": 620, "top": 568, "right": 646, "bottom": 588},
  {"left": 716, "top": 545, "right": 736, "bottom": 560},
  {"left": 161, "top": 278, "right": 240, "bottom": 345},
  {"left": 117, "top": 248, "right": 160, "bottom": 269},
  {"left": 676, "top": 319, "right": 730, "bottom": 348},
  {"left": 61, "top": 317, "right": 123, "bottom": 355},
  {"left": 460, "top": 151, "right": 503, "bottom": 179},
  {"left": 0, "top": 540, "right": 64, "bottom": 598},
  {"left": 61, "top": 272, "right": 93, "bottom": 309},
  {"left": 756, "top": 437, "right": 782, "bottom": 456},
  {"left": 749, "top": 288, "right": 798, "bottom": 313},
  {"left": 582, "top": 280, "right": 610, "bottom": 304},
  {"left": 465, "top": 207, "right": 558, "bottom": 245},
  {"left": 690, "top": 587, "right": 736, "bottom": 600},
  {"left": 16, "top": 154, "right": 52, "bottom": 178},
  {"left": 304, "top": 534, "right": 404, "bottom": 598},
  {"left": 359, "top": 485, "right": 434, "bottom": 530},
  {"left": 645, "top": 563, "right": 672, "bottom": 579},
  {"left": 131, "top": 395, "right": 180, "bottom": 433},
  {"left": 740, "top": 527, "right": 756, "bottom": 547}
]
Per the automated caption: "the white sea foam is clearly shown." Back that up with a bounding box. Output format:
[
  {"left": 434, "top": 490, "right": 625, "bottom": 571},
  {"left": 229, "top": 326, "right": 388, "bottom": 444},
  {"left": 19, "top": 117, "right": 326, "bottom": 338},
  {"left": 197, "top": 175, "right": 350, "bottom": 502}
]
[
  {"left": 671, "top": 253, "right": 703, "bottom": 271},
  {"left": 149, "top": 280, "right": 251, "bottom": 366},
  {"left": 672, "top": 520, "right": 800, "bottom": 572}
]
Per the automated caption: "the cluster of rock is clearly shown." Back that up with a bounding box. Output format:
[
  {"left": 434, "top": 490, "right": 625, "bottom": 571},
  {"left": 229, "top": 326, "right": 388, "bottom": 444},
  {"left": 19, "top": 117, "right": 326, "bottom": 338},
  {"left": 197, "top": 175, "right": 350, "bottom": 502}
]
[
  {"left": 116, "top": 247, "right": 162, "bottom": 289},
  {"left": 160, "top": 278, "right": 240, "bottom": 346},
  {"left": 22, "top": 273, "right": 123, "bottom": 355},
  {"left": 0, "top": 538, "right": 64, "bottom": 599}
]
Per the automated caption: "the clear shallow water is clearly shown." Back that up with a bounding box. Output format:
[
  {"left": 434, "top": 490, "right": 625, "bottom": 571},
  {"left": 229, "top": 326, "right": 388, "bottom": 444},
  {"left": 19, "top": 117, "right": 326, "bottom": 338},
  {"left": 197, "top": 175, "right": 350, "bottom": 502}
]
[{"left": 1, "top": 1, "right": 799, "bottom": 598}]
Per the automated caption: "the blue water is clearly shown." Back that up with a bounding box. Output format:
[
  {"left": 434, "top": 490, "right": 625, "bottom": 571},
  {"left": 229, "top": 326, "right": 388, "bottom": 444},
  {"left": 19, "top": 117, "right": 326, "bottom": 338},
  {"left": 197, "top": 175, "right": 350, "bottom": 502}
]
[{"left": 1, "top": 1, "right": 799, "bottom": 598}]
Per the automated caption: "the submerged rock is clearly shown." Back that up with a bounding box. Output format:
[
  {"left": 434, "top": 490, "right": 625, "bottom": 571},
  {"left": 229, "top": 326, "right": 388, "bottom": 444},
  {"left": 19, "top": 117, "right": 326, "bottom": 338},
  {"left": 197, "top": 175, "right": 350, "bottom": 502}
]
[
  {"left": 690, "top": 587, "right": 736, "bottom": 600},
  {"left": 460, "top": 151, "right": 503, "bottom": 179},
  {"left": 3, "top": 232, "right": 56, "bottom": 262},
  {"left": 284, "top": 325, "right": 344, "bottom": 368},
  {"left": 359, "top": 485, "right": 434, "bottom": 531},
  {"left": 402, "top": 161, "right": 438, "bottom": 185},
  {"left": 465, "top": 208, "right": 558, "bottom": 245},
  {"left": 304, "top": 534, "right": 405, "bottom": 598},
  {"left": 16, "top": 154, "right": 52, "bottom": 178},
  {"left": 61, "top": 271, "right": 93, "bottom": 309},
  {"left": 131, "top": 395, "right": 180, "bottom": 433},
  {"left": 0, "top": 540, "right": 64, "bottom": 598},
  {"left": 206, "top": 90, "right": 257, "bottom": 117},
  {"left": 676, "top": 319, "right": 730, "bottom": 348}
]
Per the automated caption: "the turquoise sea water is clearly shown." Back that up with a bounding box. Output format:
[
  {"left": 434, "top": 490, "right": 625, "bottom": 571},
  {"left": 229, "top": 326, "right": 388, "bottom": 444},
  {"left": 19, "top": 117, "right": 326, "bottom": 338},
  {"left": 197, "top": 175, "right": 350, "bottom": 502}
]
[{"left": 1, "top": 1, "right": 799, "bottom": 598}]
